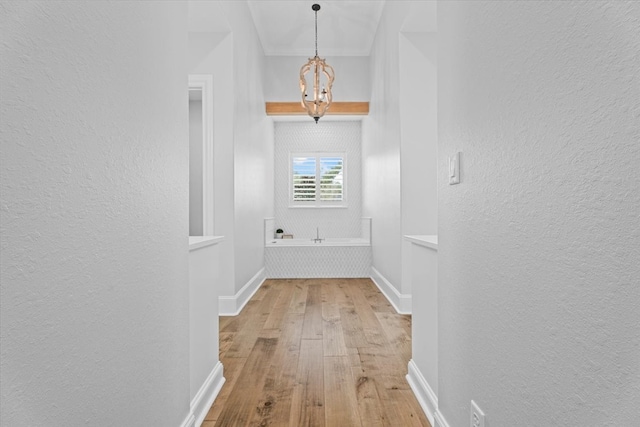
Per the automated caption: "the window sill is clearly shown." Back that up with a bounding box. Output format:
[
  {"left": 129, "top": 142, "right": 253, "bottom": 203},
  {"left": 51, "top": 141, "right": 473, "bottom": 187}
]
[
  {"left": 404, "top": 235, "right": 438, "bottom": 250},
  {"left": 189, "top": 235, "right": 225, "bottom": 251}
]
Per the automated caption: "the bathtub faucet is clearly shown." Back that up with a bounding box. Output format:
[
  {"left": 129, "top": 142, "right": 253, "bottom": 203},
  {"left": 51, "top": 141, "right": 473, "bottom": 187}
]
[{"left": 313, "top": 227, "right": 324, "bottom": 243}]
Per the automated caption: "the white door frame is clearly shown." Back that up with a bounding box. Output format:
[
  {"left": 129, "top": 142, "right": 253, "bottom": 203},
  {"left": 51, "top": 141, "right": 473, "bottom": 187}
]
[{"left": 188, "top": 74, "right": 214, "bottom": 235}]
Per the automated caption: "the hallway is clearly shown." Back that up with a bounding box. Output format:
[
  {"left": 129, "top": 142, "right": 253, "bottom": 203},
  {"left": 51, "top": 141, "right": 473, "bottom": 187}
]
[{"left": 204, "top": 279, "right": 430, "bottom": 427}]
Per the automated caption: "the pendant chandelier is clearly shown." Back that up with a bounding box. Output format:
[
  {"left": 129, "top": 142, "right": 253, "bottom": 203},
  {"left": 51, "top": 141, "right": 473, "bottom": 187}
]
[{"left": 300, "top": 4, "right": 335, "bottom": 123}]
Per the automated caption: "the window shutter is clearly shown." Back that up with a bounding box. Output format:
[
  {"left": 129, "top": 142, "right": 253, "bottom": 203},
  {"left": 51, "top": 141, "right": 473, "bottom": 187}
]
[
  {"left": 290, "top": 153, "right": 345, "bottom": 206},
  {"left": 319, "top": 157, "right": 343, "bottom": 201},
  {"left": 292, "top": 157, "right": 316, "bottom": 201}
]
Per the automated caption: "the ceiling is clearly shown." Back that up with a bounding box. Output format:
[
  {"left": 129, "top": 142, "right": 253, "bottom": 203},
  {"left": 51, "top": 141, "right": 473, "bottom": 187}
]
[
  {"left": 247, "top": 1, "right": 385, "bottom": 57},
  {"left": 188, "top": 1, "right": 436, "bottom": 57}
]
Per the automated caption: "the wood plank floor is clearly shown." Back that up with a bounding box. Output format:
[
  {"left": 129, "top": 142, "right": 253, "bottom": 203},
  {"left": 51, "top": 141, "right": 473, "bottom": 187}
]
[{"left": 203, "top": 278, "right": 431, "bottom": 427}]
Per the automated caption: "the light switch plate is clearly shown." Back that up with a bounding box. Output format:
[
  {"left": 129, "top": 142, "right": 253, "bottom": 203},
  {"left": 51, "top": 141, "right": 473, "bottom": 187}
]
[
  {"left": 470, "top": 400, "right": 485, "bottom": 427},
  {"left": 449, "top": 152, "right": 460, "bottom": 185}
]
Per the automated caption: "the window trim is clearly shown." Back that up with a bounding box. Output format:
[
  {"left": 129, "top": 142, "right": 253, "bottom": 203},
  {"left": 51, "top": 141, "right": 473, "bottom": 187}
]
[{"left": 289, "top": 152, "right": 347, "bottom": 208}]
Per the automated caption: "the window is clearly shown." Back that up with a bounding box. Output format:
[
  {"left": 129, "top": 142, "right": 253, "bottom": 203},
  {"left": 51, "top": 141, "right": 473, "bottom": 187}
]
[{"left": 291, "top": 153, "right": 346, "bottom": 207}]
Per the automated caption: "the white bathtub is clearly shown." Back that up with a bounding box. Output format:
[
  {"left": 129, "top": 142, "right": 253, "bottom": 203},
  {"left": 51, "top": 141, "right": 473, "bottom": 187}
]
[
  {"left": 266, "top": 237, "right": 370, "bottom": 247},
  {"left": 265, "top": 237, "right": 371, "bottom": 278},
  {"left": 263, "top": 218, "right": 372, "bottom": 278}
]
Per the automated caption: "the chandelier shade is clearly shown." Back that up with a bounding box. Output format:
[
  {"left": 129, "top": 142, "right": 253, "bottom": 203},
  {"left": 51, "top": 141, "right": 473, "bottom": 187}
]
[{"left": 299, "top": 4, "right": 334, "bottom": 123}]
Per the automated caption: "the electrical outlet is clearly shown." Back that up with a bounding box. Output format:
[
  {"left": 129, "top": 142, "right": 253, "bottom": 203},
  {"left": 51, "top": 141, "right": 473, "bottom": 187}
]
[{"left": 470, "top": 400, "right": 485, "bottom": 427}]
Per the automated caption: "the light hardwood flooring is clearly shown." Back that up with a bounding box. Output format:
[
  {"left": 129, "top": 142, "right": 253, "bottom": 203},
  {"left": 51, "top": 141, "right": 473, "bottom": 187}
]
[{"left": 203, "top": 278, "right": 431, "bottom": 427}]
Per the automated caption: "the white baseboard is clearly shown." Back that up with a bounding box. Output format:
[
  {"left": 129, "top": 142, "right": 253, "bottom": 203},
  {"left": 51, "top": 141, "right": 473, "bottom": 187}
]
[
  {"left": 219, "top": 268, "right": 265, "bottom": 316},
  {"left": 191, "top": 362, "right": 225, "bottom": 427},
  {"left": 434, "top": 410, "right": 451, "bottom": 427},
  {"left": 406, "top": 360, "right": 437, "bottom": 427},
  {"left": 179, "top": 413, "right": 195, "bottom": 427},
  {"left": 370, "top": 267, "right": 412, "bottom": 314}
]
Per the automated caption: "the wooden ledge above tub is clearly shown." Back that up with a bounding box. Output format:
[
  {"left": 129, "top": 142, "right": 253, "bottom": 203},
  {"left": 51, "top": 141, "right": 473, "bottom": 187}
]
[{"left": 266, "top": 102, "right": 369, "bottom": 116}]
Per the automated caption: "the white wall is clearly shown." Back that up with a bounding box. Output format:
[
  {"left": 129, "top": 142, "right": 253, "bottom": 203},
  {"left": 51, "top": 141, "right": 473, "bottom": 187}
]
[
  {"left": 364, "top": 2, "right": 437, "bottom": 298},
  {"left": 438, "top": 2, "right": 640, "bottom": 426},
  {"left": 188, "top": 239, "right": 224, "bottom": 421},
  {"left": 189, "top": 0, "right": 274, "bottom": 299},
  {"left": 400, "top": 32, "right": 438, "bottom": 297},
  {"left": 408, "top": 239, "right": 439, "bottom": 420},
  {"left": 221, "top": 2, "right": 274, "bottom": 296},
  {"left": 189, "top": 99, "right": 204, "bottom": 236},
  {"left": 189, "top": 31, "right": 237, "bottom": 301},
  {"left": 273, "top": 121, "right": 362, "bottom": 239},
  {"left": 362, "top": 3, "right": 406, "bottom": 291},
  {"left": 399, "top": 32, "right": 437, "bottom": 237},
  {"left": 0, "top": 2, "right": 190, "bottom": 425},
  {"left": 264, "top": 56, "right": 370, "bottom": 102}
]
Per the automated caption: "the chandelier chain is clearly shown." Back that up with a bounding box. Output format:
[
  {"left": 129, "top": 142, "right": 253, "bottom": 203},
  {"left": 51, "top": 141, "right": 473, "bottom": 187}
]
[{"left": 315, "top": 8, "right": 318, "bottom": 57}]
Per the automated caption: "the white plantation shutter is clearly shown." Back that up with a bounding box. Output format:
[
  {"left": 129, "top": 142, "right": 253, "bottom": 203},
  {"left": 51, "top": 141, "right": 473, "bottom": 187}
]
[
  {"left": 319, "top": 157, "right": 343, "bottom": 201},
  {"left": 292, "top": 157, "right": 317, "bottom": 201},
  {"left": 291, "top": 153, "right": 346, "bottom": 206}
]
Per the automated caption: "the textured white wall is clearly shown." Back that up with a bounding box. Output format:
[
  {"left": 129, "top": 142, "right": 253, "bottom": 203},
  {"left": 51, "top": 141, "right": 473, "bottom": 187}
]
[
  {"left": 438, "top": 2, "right": 640, "bottom": 426},
  {"left": 274, "top": 121, "right": 362, "bottom": 239},
  {"left": 0, "top": 2, "right": 190, "bottom": 425}
]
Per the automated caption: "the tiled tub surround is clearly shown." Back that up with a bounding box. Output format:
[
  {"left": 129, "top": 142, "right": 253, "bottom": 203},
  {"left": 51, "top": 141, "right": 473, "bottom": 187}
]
[
  {"left": 265, "top": 218, "right": 372, "bottom": 278},
  {"left": 265, "top": 243, "right": 372, "bottom": 278}
]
